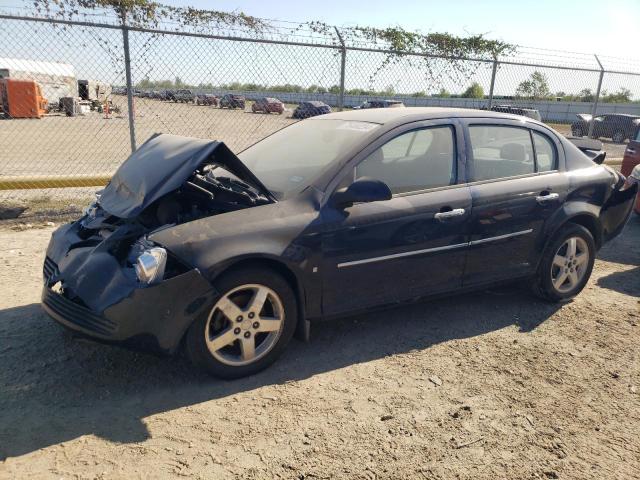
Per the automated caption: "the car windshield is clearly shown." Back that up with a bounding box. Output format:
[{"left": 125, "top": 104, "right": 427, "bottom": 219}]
[{"left": 238, "top": 119, "right": 380, "bottom": 199}]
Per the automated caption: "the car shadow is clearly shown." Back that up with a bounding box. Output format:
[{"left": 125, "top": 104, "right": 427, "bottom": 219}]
[
  {"left": 595, "top": 216, "right": 639, "bottom": 266},
  {"left": 596, "top": 266, "right": 640, "bottom": 295},
  {"left": 0, "top": 286, "right": 560, "bottom": 460}
]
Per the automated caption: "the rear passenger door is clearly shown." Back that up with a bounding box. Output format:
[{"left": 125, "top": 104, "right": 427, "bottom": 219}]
[{"left": 462, "top": 120, "right": 568, "bottom": 286}]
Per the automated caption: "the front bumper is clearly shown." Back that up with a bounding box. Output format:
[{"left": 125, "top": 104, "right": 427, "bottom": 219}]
[{"left": 41, "top": 223, "right": 216, "bottom": 353}]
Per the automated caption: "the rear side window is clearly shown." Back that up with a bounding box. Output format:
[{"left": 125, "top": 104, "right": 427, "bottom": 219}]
[
  {"left": 356, "top": 126, "right": 456, "bottom": 194},
  {"left": 469, "top": 126, "right": 558, "bottom": 181},
  {"left": 469, "top": 126, "right": 535, "bottom": 181},
  {"left": 532, "top": 132, "right": 557, "bottom": 171}
]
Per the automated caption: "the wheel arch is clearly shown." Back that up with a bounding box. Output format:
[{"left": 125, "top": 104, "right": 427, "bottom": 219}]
[
  {"left": 540, "top": 204, "right": 603, "bottom": 266},
  {"left": 210, "top": 255, "right": 310, "bottom": 341},
  {"left": 565, "top": 213, "right": 602, "bottom": 249}
]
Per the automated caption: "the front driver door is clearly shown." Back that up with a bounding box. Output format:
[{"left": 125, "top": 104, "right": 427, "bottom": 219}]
[{"left": 320, "top": 122, "right": 472, "bottom": 316}]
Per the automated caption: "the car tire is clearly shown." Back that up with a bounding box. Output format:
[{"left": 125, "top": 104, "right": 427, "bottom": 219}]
[
  {"left": 572, "top": 127, "right": 583, "bottom": 137},
  {"left": 612, "top": 131, "right": 625, "bottom": 143},
  {"left": 185, "top": 267, "right": 298, "bottom": 379},
  {"left": 531, "top": 223, "right": 595, "bottom": 303}
]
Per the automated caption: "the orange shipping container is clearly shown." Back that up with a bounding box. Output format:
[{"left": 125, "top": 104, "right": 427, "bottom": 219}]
[{"left": 0, "top": 78, "right": 48, "bottom": 119}]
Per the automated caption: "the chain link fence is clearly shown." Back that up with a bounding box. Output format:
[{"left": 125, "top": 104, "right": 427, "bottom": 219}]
[{"left": 1, "top": 12, "right": 640, "bottom": 218}]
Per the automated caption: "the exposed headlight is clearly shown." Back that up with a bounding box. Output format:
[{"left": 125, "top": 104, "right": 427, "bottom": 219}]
[{"left": 135, "top": 247, "right": 167, "bottom": 285}]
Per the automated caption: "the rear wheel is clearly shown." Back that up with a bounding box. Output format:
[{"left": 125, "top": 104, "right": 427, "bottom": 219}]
[
  {"left": 572, "top": 126, "right": 583, "bottom": 137},
  {"left": 186, "top": 267, "right": 297, "bottom": 379},
  {"left": 531, "top": 224, "right": 595, "bottom": 302}
]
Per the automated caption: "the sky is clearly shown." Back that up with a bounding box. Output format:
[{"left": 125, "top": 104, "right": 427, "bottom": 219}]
[
  {"left": 1, "top": 0, "right": 639, "bottom": 99},
  {"left": 161, "top": 0, "right": 640, "bottom": 59}
]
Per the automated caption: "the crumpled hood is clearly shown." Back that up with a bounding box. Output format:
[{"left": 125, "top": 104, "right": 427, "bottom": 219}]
[{"left": 98, "top": 133, "right": 274, "bottom": 219}]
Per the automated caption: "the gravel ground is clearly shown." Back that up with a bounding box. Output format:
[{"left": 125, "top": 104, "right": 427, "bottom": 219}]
[{"left": 0, "top": 215, "right": 638, "bottom": 479}]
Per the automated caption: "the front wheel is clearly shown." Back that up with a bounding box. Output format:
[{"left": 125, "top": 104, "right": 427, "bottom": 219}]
[
  {"left": 186, "top": 267, "right": 298, "bottom": 379},
  {"left": 531, "top": 224, "right": 595, "bottom": 302}
]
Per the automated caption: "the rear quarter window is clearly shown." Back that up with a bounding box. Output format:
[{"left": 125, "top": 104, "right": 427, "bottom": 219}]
[{"left": 532, "top": 132, "right": 557, "bottom": 171}]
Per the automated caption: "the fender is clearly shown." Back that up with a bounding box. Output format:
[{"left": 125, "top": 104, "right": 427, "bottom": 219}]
[{"left": 148, "top": 194, "right": 325, "bottom": 323}]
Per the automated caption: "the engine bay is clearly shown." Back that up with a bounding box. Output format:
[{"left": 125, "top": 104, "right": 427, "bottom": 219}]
[
  {"left": 136, "top": 165, "right": 271, "bottom": 228},
  {"left": 82, "top": 164, "right": 271, "bottom": 234}
]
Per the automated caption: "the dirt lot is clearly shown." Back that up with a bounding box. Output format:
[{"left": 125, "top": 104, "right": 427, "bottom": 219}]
[
  {"left": 0, "top": 99, "right": 627, "bottom": 181},
  {"left": 0, "top": 97, "right": 296, "bottom": 178},
  {"left": 0, "top": 215, "right": 638, "bottom": 479}
]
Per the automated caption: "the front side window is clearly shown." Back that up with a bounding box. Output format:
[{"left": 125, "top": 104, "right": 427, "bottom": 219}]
[{"left": 356, "top": 126, "right": 455, "bottom": 194}]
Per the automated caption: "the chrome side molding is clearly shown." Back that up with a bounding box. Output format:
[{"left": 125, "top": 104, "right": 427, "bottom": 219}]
[{"left": 337, "top": 229, "right": 534, "bottom": 269}]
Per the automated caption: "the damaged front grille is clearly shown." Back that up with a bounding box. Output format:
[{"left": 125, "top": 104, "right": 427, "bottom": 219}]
[
  {"left": 42, "top": 287, "right": 117, "bottom": 336},
  {"left": 43, "top": 256, "right": 57, "bottom": 280}
]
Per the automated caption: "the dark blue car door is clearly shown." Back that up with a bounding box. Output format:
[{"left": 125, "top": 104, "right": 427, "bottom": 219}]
[
  {"left": 461, "top": 119, "right": 569, "bottom": 286},
  {"left": 320, "top": 120, "right": 472, "bottom": 316}
]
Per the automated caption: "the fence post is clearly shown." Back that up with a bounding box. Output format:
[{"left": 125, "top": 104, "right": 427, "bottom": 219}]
[
  {"left": 121, "top": 13, "right": 137, "bottom": 153},
  {"left": 334, "top": 26, "right": 346, "bottom": 111},
  {"left": 488, "top": 56, "right": 498, "bottom": 109},
  {"left": 588, "top": 54, "right": 604, "bottom": 138}
]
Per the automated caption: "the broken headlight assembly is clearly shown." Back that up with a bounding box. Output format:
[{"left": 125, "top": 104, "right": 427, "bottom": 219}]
[
  {"left": 134, "top": 247, "right": 167, "bottom": 285},
  {"left": 129, "top": 239, "right": 167, "bottom": 285}
]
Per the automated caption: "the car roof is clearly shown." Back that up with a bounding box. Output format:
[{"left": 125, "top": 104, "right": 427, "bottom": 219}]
[{"left": 312, "top": 107, "right": 530, "bottom": 125}]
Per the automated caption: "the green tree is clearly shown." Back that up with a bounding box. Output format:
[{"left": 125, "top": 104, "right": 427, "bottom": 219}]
[
  {"left": 434, "top": 88, "right": 451, "bottom": 98},
  {"left": 603, "top": 88, "right": 632, "bottom": 103},
  {"left": 578, "top": 88, "right": 594, "bottom": 102},
  {"left": 461, "top": 82, "right": 484, "bottom": 99},
  {"left": 516, "top": 71, "right": 551, "bottom": 99}
]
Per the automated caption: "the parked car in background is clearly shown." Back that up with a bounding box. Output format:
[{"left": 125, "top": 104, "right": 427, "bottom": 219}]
[
  {"left": 571, "top": 113, "right": 640, "bottom": 143},
  {"left": 292, "top": 100, "right": 331, "bottom": 119},
  {"left": 173, "top": 89, "right": 195, "bottom": 103},
  {"left": 195, "top": 94, "right": 219, "bottom": 106},
  {"left": 490, "top": 105, "right": 541, "bottom": 121},
  {"left": 41, "top": 108, "right": 637, "bottom": 379},
  {"left": 622, "top": 125, "right": 640, "bottom": 214},
  {"left": 252, "top": 97, "right": 284, "bottom": 114},
  {"left": 165, "top": 90, "right": 176, "bottom": 102},
  {"left": 219, "top": 94, "right": 246, "bottom": 109},
  {"left": 354, "top": 99, "right": 405, "bottom": 109},
  {"left": 150, "top": 90, "right": 168, "bottom": 100}
]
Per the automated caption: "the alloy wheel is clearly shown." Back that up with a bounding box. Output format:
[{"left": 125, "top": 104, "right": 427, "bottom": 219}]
[
  {"left": 550, "top": 237, "right": 590, "bottom": 293},
  {"left": 204, "top": 284, "right": 285, "bottom": 366}
]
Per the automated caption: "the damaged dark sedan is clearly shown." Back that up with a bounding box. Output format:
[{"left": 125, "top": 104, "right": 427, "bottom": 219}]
[{"left": 42, "top": 108, "right": 638, "bottom": 378}]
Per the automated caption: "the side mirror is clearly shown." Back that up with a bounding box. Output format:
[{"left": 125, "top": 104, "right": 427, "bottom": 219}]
[{"left": 331, "top": 178, "right": 392, "bottom": 209}]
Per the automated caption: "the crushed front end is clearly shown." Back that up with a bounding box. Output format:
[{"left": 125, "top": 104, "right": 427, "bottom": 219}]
[
  {"left": 41, "top": 133, "right": 274, "bottom": 353},
  {"left": 42, "top": 216, "right": 216, "bottom": 353}
]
